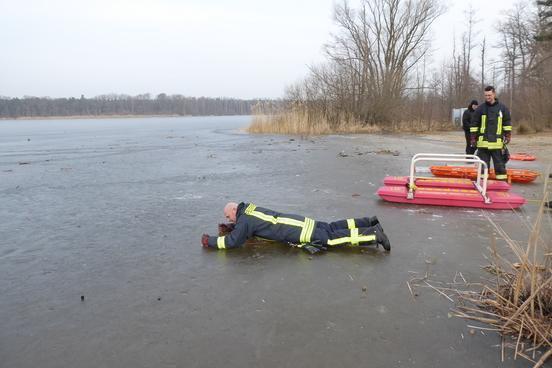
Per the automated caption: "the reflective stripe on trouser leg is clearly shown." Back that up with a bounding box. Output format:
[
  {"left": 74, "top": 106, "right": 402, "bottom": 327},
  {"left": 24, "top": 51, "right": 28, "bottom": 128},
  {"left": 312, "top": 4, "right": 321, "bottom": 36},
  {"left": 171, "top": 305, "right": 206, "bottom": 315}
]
[
  {"left": 328, "top": 218, "right": 372, "bottom": 231},
  {"left": 299, "top": 218, "right": 315, "bottom": 243},
  {"left": 326, "top": 228, "right": 376, "bottom": 246},
  {"left": 490, "top": 149, "right": 507, "bottom": 181}
]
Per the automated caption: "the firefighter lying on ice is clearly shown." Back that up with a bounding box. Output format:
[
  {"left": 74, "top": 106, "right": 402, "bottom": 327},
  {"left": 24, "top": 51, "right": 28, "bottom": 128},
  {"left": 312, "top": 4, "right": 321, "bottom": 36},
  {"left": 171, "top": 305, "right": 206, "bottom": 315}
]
[{"left": 201, "top": 202, "right": 390, "bottom": 254}]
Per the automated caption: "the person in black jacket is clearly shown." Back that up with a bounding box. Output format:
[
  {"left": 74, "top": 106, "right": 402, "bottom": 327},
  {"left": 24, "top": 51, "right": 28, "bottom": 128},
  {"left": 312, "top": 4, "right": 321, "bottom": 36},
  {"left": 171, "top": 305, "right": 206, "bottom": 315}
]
[
  {"left": 469, "top": 86, "right": 512, "bottom": 181},
  {"left": 201, "top": 202, "right": 390, "bottom": 253},
  {"left": 462, "top": 99, "right": 479, "bottom": 155}
]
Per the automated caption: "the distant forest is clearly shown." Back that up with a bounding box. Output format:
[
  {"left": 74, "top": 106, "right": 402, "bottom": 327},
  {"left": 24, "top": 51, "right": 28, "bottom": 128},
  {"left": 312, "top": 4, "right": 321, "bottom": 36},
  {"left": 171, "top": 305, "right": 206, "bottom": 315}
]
[{"left": 0, "top": 94, "right": 262, "bottom": 118}]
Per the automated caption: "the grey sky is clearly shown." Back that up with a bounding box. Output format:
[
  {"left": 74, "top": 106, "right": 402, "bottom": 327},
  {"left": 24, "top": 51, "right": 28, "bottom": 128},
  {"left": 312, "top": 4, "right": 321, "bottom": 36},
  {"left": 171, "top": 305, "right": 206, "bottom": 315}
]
[{"left": 1, "top": 0, "right": 525, "bottom": 99}]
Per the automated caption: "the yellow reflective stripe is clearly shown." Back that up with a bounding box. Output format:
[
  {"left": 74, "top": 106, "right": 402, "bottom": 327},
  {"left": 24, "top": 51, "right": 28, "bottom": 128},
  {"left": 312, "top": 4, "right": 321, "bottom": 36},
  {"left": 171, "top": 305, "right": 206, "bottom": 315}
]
[
  {"left": 347, "top": 219, "right": 356, "bottom": 229},
  {"left": 245, "top": 204, "right": 256, "bottom": 215},
  {"left": 477, "top": 136, "right": 485, "bottom": 148},
  {"left": 277, "top": 217, "right": 304, "bottom": 227},
  {"left": 217, "top": 236, "right": 226, "bottom": 249},
  {"left": 469, "top": 127, "right": 479, "bottom": 132},
  {"left": 249, "top": 211, "right": 305, "bottom": 227},
  {"left": 495, "top": 174, "right": 508, "bottom": 179},
  {"left": 249, "top": 210, "right": 278, "bottom": 224},
  {"left": 477, "top": 139, "right": 503, "bottom": 149},
  {"left": 480, "top": 115, "right": 486, "bottom": 134},
  {"left": 358, "top": 234, "right": 376, "bottom": 242},
  {"left": 487, "top": 139, "right": 503, "bottom": 149},
  {"left": 327, "top": 229, "right": 376, "bottom": 246},
  {"left": 503, "top": 126, "right": 512, "bottom": 131},
  {"left": 327, "top": 237, "right": 351, "bottom": 246},
  {"left": 300, "top": 217, "right": 315, "bottom": 243},
  {"left": 497, "top": 113, "right": 503, "bottom": 135},
  {"left": 350, "top": 228, "right": 359, "bottom": 246}
]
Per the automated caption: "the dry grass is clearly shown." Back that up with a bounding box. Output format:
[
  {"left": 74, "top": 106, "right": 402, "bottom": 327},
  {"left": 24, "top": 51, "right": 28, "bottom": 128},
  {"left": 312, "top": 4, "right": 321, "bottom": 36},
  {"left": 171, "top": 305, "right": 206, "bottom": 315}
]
[
  {"left": 248, "top": 111, "right": 380, "bottom": 135},
  {"left": 248, "top": 110, "right": 453, "bottom": 135},
  {"left": 409, "top": 169, "right": 552, "bottom": 367}
]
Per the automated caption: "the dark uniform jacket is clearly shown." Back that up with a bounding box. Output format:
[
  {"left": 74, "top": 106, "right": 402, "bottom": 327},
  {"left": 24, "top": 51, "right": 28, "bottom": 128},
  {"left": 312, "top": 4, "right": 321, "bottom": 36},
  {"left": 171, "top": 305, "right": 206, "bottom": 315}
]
[
  {"left": 206, "top": 202, "right": 315, "bottom": 249},
  {"left": 462, "top": 107, "right": 476, "bottom": 131},
  {"left": 469, "top": 99, "right": 512, "bottom": 150}
]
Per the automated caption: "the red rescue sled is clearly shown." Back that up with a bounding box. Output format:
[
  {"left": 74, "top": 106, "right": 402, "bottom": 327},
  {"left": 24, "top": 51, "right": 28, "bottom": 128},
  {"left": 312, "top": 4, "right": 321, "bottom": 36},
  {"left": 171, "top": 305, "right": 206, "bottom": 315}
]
[
  {"left": 377, "top": 186, "right": 526, "bottom": 209},
  {"left": 430, "top": 166, "right": 539, "bottom": 183},
  {"left": 509, "top": 152, "right": 536, "bottom": 161},
  {"left": 377, "top": 153, "right": 526, "bottom": 209},
  {"left": 383, "top": 176, "right": 511, "bottom": 191}
]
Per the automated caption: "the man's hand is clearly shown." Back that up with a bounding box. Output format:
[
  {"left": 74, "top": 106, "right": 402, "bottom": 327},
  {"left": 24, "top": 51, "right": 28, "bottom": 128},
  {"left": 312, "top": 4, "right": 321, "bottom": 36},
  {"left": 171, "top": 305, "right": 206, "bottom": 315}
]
[
  {"left": 302, "top": 241, "right": 327, "bottom": 254},
  {"left": 218, "top": 223, "right": 235, "bottom": 236},
  {"left": 470, "top": 134, "right": 477, "bottom": 148},
  {"left": 503, "top": 132, "right": 511, "bottom": 144},
  {"left": 201, "top": 234, "right": 210, "bottom": 248}
]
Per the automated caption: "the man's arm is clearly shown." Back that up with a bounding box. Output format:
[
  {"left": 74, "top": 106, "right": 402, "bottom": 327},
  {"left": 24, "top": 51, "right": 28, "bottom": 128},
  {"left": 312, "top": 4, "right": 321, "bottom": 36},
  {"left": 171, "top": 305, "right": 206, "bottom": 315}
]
[
  {"left": 468, "top": 108, "right": 481, "bottom": 147},
  {"left": 462, "top": 110, "right": 470, "bottom": 129},
  {"left": 502, "top": 106, "right": 512, "bottom": 144},
  {"left": 205, "top": 221, "right": 249, "bottom": 249},
  {"left": 469, "top": 107, "right": 481, "bottom": 133}
]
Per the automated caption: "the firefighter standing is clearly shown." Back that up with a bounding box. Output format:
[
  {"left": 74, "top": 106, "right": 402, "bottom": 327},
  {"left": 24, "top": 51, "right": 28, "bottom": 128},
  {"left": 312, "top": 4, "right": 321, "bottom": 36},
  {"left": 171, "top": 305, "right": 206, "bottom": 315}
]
[
  {"left": 201, "top": 202, "right": 390, "bottom": 253},
  {"left": 462, "top": 99, "right": 479, "bottom": 155},
  {"left": 469, "top": 86, "right": 512, "bottom": 181}
]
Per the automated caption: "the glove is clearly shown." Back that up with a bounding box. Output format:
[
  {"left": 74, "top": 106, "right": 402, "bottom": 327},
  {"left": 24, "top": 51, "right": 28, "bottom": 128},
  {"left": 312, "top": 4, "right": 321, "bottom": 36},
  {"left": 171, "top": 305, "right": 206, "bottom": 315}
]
[
  {"left": 302, "top": 240, "right": 327, "bottom": 254},
  {"left": 201, "top": 234, "right": 210, "bottom": 248},
  {"left": 303, "top": 245, "right": 322, "bottom": 254},
  {"left": 469, "top": 134, "right": 477, "bottom": 148},
  {"left": 218, "top": 223, "right": 235, "bottom": 236},
  {"left": 503, "top": 132, "right": 511, "bottom": 144}
]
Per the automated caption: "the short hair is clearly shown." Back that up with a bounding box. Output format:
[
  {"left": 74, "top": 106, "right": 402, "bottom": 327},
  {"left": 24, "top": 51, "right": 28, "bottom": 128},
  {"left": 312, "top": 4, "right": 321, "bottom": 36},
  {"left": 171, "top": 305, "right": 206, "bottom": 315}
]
[{"left": 484, "top": 85, "right": 495, "bottom": 92}]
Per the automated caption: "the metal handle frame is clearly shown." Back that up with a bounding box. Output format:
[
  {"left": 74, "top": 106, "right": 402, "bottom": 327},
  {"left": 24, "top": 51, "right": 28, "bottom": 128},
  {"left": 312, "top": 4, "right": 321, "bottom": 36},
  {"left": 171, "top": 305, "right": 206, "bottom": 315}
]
[{"left": 407, "top": 153, "right": 490, "bottom": 204}]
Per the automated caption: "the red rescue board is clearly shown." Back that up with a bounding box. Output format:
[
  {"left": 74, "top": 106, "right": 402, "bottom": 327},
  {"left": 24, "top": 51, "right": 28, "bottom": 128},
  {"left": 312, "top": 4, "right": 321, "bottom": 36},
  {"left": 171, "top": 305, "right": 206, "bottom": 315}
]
[
  {"left": 377, "top": 185, "right": 526, "bottom": 209},
  {"left": 383, "top": 176, "right": 511, "bottom": 191},
  {"left": 509, "top": 152, "right": 536, "bottom": 161},
  {"left": 430, "top": 166, "right": 539, "bottom": 183}
]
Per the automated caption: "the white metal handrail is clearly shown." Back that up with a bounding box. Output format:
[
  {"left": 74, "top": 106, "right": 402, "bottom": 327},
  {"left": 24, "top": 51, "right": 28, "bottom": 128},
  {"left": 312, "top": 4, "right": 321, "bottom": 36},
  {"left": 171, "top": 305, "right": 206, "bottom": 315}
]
[{"left": 408, "top": 153, "right": 490, "bottom": 203}]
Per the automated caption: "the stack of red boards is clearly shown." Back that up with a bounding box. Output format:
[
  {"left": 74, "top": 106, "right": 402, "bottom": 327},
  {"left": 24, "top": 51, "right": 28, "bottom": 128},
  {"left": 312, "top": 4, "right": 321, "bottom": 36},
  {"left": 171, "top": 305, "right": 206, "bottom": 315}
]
[
  {"left": 377, "top": 185, "right": 526, "bottom": 209},
  {"left": 509, "top": 152, "right": 536, "bottom": 161},
  {"left": 430, "top": 166, "right": 539, "bottom": 183},
  {"left": 383, "top": 176, "right": 511, "bottom": 191}
]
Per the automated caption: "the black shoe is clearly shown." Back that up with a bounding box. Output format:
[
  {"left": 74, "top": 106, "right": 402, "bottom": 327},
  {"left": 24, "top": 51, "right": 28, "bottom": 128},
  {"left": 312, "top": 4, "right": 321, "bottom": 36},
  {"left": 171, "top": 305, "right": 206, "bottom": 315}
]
[
  {"left": 366, "top": 217, "right": 386, "bottom": 233},
  {"left": 374, "top": 224, "right": 391, "bottom": 251}
]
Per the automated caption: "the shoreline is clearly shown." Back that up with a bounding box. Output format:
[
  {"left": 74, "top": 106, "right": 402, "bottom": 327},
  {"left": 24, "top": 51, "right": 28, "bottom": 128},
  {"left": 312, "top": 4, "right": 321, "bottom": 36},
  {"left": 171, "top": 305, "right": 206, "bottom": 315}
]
[{"left": 0, "top": 114, "right": 252, "bottom": 121}]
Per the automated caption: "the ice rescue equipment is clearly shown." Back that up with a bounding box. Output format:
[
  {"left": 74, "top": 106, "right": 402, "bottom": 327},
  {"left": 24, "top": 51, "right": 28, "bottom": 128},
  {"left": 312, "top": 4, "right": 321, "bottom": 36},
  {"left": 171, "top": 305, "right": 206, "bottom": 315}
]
[
  {"left": 377, "top": 153, "right": 526, "bottom": 209},
  {"left": 430, "top": 166, "right": 539, "bottom": 183},
  {"left": 383, "top": 176, "right": 511, "bottom": 191},
  {"left": 509, "top": 152, "right": 536, "bottom": 161}
]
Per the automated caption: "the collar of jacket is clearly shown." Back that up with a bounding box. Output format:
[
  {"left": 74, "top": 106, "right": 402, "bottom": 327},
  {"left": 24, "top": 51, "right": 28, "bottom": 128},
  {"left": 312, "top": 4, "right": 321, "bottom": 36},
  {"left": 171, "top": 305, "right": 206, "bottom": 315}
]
[
  {"left": 236, "top": 202, "right": 246, "bottom": 220},
  {"left": 485, "top": 98, "right": 499, "bottom": 107}
]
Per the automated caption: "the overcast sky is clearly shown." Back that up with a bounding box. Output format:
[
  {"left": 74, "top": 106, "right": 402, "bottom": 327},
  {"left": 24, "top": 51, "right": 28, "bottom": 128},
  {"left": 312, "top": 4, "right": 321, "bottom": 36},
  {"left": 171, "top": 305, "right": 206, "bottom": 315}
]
[{"left": 1, "top": 0, "right": 527, "bottom": 99}]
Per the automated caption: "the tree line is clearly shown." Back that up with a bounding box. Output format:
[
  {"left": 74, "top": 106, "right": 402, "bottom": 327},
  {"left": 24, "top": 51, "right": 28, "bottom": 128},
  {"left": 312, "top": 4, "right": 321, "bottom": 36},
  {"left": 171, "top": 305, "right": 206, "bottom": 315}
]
[
  {"left": 253, "top": 0, "right": 552, "bottom": 133},
  {"left": 0, "top": 93, "right": 261, "bottom": 118}
]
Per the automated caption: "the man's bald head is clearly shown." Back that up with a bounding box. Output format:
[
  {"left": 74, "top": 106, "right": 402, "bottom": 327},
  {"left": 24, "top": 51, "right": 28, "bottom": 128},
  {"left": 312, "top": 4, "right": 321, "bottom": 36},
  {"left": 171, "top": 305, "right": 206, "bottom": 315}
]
[{"left": 224, "top": 202, "right": 239, "bottom": 223}]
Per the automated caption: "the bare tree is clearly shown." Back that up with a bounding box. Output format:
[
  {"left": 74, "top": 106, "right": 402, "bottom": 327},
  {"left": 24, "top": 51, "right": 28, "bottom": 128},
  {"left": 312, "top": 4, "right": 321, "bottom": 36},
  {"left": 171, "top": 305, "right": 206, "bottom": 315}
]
[
  {"left": 481, "top": 37, "right": 486, "bottom": 90},
  {"left": 321, "top": 0, "right": 444, "bottom": 124}
]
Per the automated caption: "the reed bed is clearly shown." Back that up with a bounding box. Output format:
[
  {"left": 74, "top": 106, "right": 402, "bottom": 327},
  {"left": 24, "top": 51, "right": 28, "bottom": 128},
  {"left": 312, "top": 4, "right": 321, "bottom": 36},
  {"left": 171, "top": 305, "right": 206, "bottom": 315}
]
[{"left": 248, "top": 111, "right": 453, "bottom": 135}]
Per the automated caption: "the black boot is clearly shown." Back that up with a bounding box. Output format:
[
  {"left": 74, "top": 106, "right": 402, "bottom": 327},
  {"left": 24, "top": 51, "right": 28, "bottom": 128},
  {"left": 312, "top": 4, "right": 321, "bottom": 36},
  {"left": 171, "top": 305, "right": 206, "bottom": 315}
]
[
  {"left": 367, "top": 216, "right": 387, "bottom": 234},
  {"left": 374, "top": 224, "right": 391, "bottom": 251},
  {"left": 363, "top": 216, "right": 380, "bottom": 227}
]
